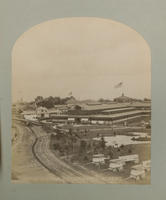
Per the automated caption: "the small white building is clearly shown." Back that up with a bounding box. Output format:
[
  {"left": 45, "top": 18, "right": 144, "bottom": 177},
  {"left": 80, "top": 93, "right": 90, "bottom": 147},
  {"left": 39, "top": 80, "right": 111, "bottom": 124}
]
[
  {"left": 131, "top": 164, "right": 144, "bottom": 171},
  {"left": 92, "top": 154, "right": 106, "bottom": 164},
  {"left": 49, "top": 109, "right": 63, "bottom": 116},
  {"left": 130, "top": 168, "right": 145, "bottom": 180},
  {"left": 109, "top": 158, "right": 126, "bottom": 165},
  {"left": 142, "top": 160, "right": 151, "bottom": 172},
  {"left": 108, "top": 158, "right": 125, "bottom": 172},
  {"left": 91, "top": 120, "right": 98, "bottom": 125},
  {"left": 36, "top": 106, "right": 49, "bottom": 118},
  {"left": 54, "top": 105, "right": 68, "bottom": 114},
  {"left": 81, "top": 118, "right": 89, "bottom": 124},
  {"left": 24, "top": 114, "right": 37, "bottom": 121},
  {"left": 109, "top": 162, "right": 124, "bottom": 172},
  {"left": 97, "top": 120, "right": 105, "bottom": 125},
  {"left": 119, "top": 154, "right": 139, "bottom": 164},
  {"left": 68, "top": 117, "right": 75, "bottom": 123}
]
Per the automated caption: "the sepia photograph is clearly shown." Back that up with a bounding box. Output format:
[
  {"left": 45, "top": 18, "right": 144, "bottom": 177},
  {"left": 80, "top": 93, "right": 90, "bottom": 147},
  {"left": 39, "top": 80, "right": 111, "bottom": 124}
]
[{"left": 12, "top": 17, "right": 151, "bottom": 184}]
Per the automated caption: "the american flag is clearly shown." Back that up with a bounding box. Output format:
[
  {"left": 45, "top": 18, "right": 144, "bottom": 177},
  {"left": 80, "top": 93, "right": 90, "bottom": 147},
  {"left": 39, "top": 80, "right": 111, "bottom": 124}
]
[
  {"left": 114, "top": 82, "right": 123, "bottom": 88},
  {"left": 68, "top": 91, "right": 72, "bottom": 96}
]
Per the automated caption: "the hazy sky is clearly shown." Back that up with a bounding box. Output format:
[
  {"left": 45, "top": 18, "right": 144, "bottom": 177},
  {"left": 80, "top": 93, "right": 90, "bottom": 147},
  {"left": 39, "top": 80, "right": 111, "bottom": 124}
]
[{"left": 12, "top": 18, "right": 151, "bottom": 102}]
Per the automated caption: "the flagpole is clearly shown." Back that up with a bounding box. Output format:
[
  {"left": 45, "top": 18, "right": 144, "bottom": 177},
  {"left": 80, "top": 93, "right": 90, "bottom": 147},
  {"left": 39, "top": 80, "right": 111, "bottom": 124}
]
[{"left": 114, "top": 82, "right": 123, "bottom": 96}]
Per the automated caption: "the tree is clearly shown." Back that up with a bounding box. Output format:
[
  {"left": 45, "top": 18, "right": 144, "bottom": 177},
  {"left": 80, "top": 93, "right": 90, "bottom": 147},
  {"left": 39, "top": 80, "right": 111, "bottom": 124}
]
[
  {"left": 42, "top": 96, "right": 55, "bottom": 108},
  {"left": 100, "top": 136, "right": 106, "bottom": 150},
  {"left": 79, "top": 140, "right": 87, "bottom": 154},
  {"left": 35, "top": 96, "right": 44, "bottom": 105},
  {"left": 54, "top": 97, "right": 61, "bottom": 104},
  {"left": 98, "top": 98, "right": 104, "bottom": 102}
]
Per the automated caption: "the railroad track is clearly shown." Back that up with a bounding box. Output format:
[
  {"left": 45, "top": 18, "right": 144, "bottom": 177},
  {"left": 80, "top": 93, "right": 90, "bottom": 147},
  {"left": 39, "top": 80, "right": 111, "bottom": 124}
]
[
  {"left": 28, "top": 126, "right": 114, "bottom": 183},
  {"left": 13, "top": 119, "right": 84, "bottom": 180},
  {"left": 13, "top": 119, "right": 125, "bottom": 183},
  {"left": 28, "top": 126, "right": 90, "bottom": 183}
]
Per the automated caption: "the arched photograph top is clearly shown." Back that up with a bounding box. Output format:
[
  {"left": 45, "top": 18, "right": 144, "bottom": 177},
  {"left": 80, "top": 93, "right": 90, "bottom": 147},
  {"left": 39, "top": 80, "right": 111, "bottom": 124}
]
[{"left": 12, "top": 18, "right": 151, "bottom": 184}]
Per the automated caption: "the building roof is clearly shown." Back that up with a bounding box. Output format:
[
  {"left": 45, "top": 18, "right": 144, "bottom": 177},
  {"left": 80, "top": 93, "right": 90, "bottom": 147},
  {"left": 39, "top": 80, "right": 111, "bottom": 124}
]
[
  {"left": 22, "top": 110, "right": 35, "bottom": 115},
  {"left": 70, "top": 102, "right": 131, "bottom": 111},
  {"left": 119, "top": 154, "right": 139, "bottom": 160},
  {"left": 101, "top": 107, "right": 135, "bottom": 113},
  {"left": 130, "top": 102, "right": 151, "bottom": 108},
  {"left": 130, "top": 169, "right": 145, "bottom": 176},
  {"left": 131, "top": 164, "right": 144, "bottom": 170},
  {"left": 37, "top": 106, "right": 48, "bottom": 110},
  {"left": 109, "top": 162, "right": 123, "bottom": 168},
  {"left": 90, "top": 110, "right": 150, "bottom": 119},
  {"left": 48, "top": 109, "right": 150, "bottom": 120},
  {"left": 93, "top": 154, "right": 105, "bottom": 158}
]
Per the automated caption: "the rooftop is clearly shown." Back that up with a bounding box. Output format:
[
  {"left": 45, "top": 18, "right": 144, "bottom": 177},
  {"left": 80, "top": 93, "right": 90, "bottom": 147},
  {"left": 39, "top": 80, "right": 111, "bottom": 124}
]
[{"left": 73, "top": 102, "right": 131, "bottom": 111}]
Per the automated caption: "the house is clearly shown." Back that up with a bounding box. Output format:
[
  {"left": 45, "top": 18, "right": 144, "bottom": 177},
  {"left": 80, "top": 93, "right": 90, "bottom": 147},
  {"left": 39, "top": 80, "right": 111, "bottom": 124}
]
[
  {"left": 49, "top": 109, "right": 63, "bottom": 116},
  {"left": 24, "top": 114, "right": 37, "bottom": 121},
  {"left": 54, "top": 105, "right": 68, "bottom": 114},
  {"left": 22, "top": 110, "right": 37, "bottom": 121},
  {"left": 69, "top": 104, "right": 83, "bottom": 111},
  {"left": 36, "top": 106, "right": 49, "bottom": 118},
  {"left": 48, "top": 105, "right": 68, "bottom": 116}
]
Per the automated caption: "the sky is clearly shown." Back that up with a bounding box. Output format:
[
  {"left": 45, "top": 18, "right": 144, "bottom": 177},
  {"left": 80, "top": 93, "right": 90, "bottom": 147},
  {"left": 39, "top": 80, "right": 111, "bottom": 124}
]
[{"left": 12, "top": 17, "right": 151, "bottom": 102}]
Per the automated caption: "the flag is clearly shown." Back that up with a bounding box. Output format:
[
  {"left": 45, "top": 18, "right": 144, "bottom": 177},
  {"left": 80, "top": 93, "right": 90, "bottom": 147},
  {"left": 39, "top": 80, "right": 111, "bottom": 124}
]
[
  {"left": 114, "top": 82, "right": 123, "bottom": 88},
  {"left": 68, "top": 91, "right": 72, "bottom": 96}
]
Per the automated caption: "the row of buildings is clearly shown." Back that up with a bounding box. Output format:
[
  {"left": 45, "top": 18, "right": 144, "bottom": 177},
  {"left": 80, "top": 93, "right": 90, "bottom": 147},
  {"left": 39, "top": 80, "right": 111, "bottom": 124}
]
[{"left": 22, "top": 94, "right": 151, "bottom": 125}]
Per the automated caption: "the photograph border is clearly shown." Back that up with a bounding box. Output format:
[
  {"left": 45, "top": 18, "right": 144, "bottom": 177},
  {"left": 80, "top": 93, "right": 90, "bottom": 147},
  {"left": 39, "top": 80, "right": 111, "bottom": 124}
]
[{"left": 0, "top": 0, "right": 166, "bottom": 199}]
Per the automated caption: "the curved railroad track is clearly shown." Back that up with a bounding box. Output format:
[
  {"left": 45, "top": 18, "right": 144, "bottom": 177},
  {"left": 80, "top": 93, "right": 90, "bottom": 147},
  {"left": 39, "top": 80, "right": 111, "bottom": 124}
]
[
  {"left": 28, "top": 126, "right": 116, "bottom": 183},
  {"left": 13, "top": 119, "right": 124, "bottom": 183}
]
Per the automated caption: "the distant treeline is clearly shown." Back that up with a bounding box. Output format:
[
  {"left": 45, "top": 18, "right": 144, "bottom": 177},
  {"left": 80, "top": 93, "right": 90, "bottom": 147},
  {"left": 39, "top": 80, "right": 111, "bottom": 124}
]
[{"left": 35, "top": 96, "right": 75, "bottom": 108}]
